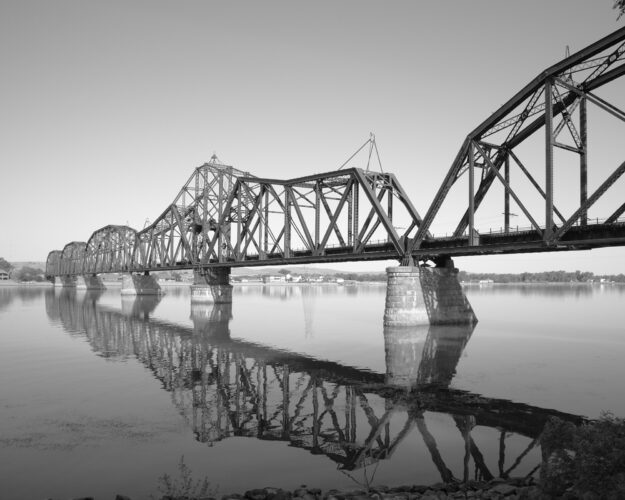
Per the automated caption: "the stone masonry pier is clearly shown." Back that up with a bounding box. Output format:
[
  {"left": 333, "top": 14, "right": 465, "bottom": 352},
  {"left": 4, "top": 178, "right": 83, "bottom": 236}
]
[
  {"left": 384, "top": 259, "right": 476, "bottom": 326},
  {"left": 191, "top": 268, "right": 233, "bottom": 304}
]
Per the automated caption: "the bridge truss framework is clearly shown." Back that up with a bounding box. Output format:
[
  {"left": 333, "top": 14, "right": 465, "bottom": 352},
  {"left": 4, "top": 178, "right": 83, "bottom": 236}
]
[{"left": 47, "top": 27, "right": 625, "bottom": 278}]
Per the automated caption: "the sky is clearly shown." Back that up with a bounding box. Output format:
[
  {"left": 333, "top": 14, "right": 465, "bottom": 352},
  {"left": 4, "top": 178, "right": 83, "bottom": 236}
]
[{"left": 1, "top": 0, "right": 624, "bottom": 274}]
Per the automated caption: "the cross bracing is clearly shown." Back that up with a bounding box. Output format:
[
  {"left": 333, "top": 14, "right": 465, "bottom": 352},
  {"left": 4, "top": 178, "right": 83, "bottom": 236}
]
[{"left": 47, "top": 27, "right": 625, "bottom": 278}]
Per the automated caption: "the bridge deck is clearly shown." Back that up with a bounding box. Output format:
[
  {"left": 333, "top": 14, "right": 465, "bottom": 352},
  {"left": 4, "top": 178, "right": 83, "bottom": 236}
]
[{"left": 138, "top": 221, "right": 625, "bottom": 271}]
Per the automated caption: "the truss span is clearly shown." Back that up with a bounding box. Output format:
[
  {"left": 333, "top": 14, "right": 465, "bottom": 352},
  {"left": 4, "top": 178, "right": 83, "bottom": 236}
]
[
  {"left": 46, "top": 27, "right": 625, "bottom": 278},
  {"left": 85, "top": 225, "right": 138, "bottom": 274},
  {"left": 47, "top": 157, "right": 428, "bottom": 277},
  {"left": 409, "top": 25, "right": 625, "bottom": 253}
]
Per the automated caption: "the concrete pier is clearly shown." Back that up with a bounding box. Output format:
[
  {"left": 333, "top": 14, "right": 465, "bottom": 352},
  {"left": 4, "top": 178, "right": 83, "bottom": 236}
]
[
  {"left": 120, "top": 273, "right": 162, "bottom": 296},
  {"left": 191, "top": 268, "right": 232, "bottom": 304},
  {"left": 75, "top": 275, "right": 106, "bottom": 290},
  {"left": 384, "top": 258, "right": 476, "bottom": 326}
]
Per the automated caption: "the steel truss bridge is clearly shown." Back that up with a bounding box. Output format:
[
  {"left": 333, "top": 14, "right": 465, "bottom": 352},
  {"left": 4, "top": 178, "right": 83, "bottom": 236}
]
[
  {"left": 45, "top": 289, "right": 583, "bottom": 481},
  {"left": 47, "top": 27, "right": 625, "bottom": 277}
]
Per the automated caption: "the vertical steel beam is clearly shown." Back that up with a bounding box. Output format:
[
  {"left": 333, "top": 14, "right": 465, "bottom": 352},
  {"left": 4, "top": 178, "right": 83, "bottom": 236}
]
[
  {"left": 504, "top": 153, "right": 510, "bottom": 233},
  {"left": 284, "top": 189, "right": 291, "bottom": 258},
  {"left": 387, "top": 184, "right": 393, "bottom": 243},
  {"left": 353, "top": 181, "right": 359, "bottom": 250},
  {"left": 315, "top": 181, "right": 320, "bottom": 253},
  {"left": 580, "top": 96, "right": 588, "bottom": 226},
  {"left": 263, "top": 189, "right": 269, "bottom": 256},
  {"left": 347, "top": 184, "right": 353, "bottom": 247},
  {"left": 545, "top": 79, "right": 554, "bottom": 241},
  {"left": 218, "top": 172, "right": 224, "bottom": 262},
  {"left": 468, "top": 141, "right": 475, "bottom": 244},
  {"left": 236, "top": 189, "right": 243, "bottom": 259}
]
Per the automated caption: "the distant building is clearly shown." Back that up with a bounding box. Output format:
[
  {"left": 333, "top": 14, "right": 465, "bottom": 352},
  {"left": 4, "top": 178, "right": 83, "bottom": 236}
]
[
  {"left": 0, "top": 270, "right": 10, "bottom": 280},
  {"left": 262, "top": 275, "right": 286, "bottom": 283}
]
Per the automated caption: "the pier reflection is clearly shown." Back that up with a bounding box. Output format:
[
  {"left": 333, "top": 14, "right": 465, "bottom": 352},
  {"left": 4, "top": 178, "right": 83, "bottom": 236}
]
[{"left": 44, "top": 289, "right": 583, "bottom": 483}]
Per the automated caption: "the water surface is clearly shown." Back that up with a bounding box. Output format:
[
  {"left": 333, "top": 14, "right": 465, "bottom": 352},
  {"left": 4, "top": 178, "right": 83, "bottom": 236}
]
[{"left": 1, "top": 283, "right": 624, "bottom": 499}]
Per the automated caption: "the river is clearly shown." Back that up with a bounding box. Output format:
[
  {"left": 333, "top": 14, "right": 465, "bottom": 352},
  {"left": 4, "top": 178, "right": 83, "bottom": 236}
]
[{"left": 0, "top": 283, "right": 624, "bottom": 499}]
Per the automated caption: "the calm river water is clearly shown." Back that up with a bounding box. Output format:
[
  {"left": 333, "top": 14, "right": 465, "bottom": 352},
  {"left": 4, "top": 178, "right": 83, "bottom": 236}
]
[{"left": 1, "top": 283, "right": 624, "bottom": 499}]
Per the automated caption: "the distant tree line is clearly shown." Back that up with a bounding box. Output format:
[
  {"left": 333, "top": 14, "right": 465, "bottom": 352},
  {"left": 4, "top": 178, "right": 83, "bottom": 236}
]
[
  {"left": 14, "top": 266, "right": 46, "bottom": 282},
  {"left": 458, "top": 270, "right": 625, "bottom": 283}
]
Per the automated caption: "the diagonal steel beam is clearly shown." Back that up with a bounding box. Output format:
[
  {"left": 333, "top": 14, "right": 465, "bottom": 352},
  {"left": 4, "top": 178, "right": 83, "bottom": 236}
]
[
  {"left": 319, "top": 180, "right": 353, "bottom": 250},
  {"left": 552, "top": 159, "right": 625, "bottom": 241},
  {"left": 353, "top": 169, "right": 402, "bottom": 253},
  {"left": 319, "top": 186, "right": 348, "bottom": 247},
  {"left": 474, "top": 142, "right": 543, "bottom": 237},
  {"left": 507, "top": 151, "right": 566, "bottom": 224}
]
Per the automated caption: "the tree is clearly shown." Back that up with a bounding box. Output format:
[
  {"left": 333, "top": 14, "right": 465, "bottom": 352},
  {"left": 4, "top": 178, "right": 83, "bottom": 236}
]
[
  {"left": 616, "top": 0, "right": 625, "bottom": 19},
  {"left": 0, "top": 257, "right": 13, "bottom": 272},
  {"left": 14, "top": 266, "right": 44, "bottom": 282}
]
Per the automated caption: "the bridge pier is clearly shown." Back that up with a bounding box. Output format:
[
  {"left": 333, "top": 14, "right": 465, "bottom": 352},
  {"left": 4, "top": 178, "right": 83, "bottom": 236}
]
[
  {"left": 191, "top": 268, "right": 232, "bottom": 304},
  {"left": 121, "top": 273, "right": 162, "bottom": 296},
  {"left": 384, "top": 258, "right": 476, "bottom": 326},
  {"left": 76, "top": 274, "right": 106, "bottom": 290}
]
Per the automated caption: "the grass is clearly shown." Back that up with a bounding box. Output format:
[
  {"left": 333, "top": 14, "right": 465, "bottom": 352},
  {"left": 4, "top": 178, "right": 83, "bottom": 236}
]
[{"left": 153, "top": 456, "right": 217, "bottom": 500}]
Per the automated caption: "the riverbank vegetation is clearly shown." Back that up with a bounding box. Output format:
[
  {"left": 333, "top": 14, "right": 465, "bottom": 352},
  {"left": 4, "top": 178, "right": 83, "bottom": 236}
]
[
  {"left": 540, "top": 413, "right": 625, "bottom": 498},
  {"left": 458, "top": 270, "right": 625, "bottom": 284}
]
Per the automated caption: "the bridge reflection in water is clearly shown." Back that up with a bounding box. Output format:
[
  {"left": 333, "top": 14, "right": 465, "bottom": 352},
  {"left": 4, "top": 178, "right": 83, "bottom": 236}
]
[{"left": 44, "top": 289, "right": 583, "bottom": 484}]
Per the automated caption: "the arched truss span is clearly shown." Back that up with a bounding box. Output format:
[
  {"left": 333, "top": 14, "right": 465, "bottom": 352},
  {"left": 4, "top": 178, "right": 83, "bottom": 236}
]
[
  {"left": 45, "top": 250, "right": 62, "bottom": 278},
  {"left": 59, "top": 242, "right": 87, "bottom": 276},
  {"left": 85, "top": 225, "right": 138, "bottom": 274}
]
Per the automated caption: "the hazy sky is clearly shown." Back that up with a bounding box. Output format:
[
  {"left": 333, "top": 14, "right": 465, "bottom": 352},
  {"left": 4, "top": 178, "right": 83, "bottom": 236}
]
[{"left": 1, "top": 1, "right": 624, "bottom": 273}]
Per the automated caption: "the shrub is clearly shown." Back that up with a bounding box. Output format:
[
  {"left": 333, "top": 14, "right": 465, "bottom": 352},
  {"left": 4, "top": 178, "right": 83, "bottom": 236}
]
[
  {"left": 154, "top": 456, "right": 217, "bottom": 499},
  {"left": 540, "top": 412, "right": 625, "bottom": 499}
]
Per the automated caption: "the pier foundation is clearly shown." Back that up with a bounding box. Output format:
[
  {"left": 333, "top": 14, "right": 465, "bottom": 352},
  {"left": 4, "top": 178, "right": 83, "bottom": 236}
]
[
  {"left": 384, "top": 258, "right": 476, "bottom": 326},
  {"left": 191, "top": 268, "right": 232, "bottom": 304},
  {"left": 121, "top": 273, "right": 161, "bottom": 296},
  {"left": 76, "top": 275, "right": 106, "bottom": 290}
]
